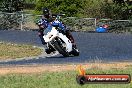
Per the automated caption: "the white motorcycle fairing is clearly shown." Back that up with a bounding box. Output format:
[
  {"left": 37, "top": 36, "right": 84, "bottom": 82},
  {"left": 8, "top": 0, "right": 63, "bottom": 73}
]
[{"left": 43, "top": 27, "right": 72, "bottom": 52}]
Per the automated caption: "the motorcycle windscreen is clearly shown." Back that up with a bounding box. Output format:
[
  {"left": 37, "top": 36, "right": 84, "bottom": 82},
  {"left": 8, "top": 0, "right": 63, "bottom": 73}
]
[{"left": 44, "top": 25, "right": 52, "bottom": 35}]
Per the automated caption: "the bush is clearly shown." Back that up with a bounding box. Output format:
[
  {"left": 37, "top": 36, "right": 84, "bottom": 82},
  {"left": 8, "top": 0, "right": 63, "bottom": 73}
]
[
  {"left": 102, "top": 2, "right": 132, "bottom": 20},
  {"left": 81, "top": 0, "right": 106, "bottom": 18}
]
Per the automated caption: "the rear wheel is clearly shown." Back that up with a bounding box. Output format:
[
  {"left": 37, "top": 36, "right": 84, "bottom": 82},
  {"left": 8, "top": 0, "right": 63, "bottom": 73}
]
[{"left": 71, "top": 47, "right": 79, "bottom": 56}]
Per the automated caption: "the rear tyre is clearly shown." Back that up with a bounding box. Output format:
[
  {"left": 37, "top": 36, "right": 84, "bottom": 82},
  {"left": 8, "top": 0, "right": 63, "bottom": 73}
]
[{"left": 72, "top": 47, "right": 79, "bottom": 56}]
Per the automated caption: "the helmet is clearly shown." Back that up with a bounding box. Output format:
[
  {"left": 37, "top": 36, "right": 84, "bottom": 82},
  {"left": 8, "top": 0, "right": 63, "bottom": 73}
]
[
  {"left": 43, "top": 8, "right": 50, "bottom": 18},
  {"left": 103, "top": 24, "right": 108, "bottom": 28}
]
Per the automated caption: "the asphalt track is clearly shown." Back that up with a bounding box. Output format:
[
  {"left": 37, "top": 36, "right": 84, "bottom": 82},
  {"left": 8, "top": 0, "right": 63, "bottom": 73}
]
[{"left": 0, "top": 30, "right": 132, "bottom": 65}]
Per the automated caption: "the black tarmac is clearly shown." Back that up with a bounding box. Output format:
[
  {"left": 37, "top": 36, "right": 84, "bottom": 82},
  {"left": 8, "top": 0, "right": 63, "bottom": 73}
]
[{"left": 0, "top": 30, "right": 132, "bottom": 65}]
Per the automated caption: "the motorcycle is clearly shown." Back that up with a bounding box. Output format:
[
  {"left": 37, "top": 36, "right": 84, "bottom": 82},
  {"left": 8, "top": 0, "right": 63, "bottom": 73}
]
[{"left": 43, "top": 18, "right": 79, "bottom": 57}]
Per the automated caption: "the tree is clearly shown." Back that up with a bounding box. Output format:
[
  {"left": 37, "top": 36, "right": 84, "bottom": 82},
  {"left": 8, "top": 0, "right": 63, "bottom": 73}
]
[
  {"left": 1, "top": 0, "right": 24, "bottom": 13},
  {"left": 35, "top": 0, "right": 86, "bottom": 17}
]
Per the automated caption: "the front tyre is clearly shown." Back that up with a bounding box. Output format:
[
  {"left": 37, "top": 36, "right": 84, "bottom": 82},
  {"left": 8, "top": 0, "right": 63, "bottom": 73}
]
[{"left": 53, "top": 41, "right": 69, "bottom": 57}]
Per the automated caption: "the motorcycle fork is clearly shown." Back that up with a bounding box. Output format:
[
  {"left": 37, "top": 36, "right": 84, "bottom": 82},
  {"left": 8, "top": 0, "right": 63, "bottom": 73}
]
[{"left": 47, "top": 42, "right": 55, "bottom": 51}]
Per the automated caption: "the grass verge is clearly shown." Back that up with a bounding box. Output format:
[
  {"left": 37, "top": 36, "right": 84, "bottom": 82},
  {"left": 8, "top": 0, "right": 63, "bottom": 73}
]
[
  {"left": 0, "top": 65, "right": 132, "bottom": 88},
  {"left": 0, "top": 42, "right": 42, "bottom": 59}
]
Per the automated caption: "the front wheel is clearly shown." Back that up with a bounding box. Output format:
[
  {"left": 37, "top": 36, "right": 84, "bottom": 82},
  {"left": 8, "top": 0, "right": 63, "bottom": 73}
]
[{"left": 53, "top": 40, "right": 69, "bottom": 57}]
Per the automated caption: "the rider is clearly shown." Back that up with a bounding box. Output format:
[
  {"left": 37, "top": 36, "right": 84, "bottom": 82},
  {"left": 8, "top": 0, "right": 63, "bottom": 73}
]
[{"left": 37, "top": 8, "right": 76, "bottom": 54}]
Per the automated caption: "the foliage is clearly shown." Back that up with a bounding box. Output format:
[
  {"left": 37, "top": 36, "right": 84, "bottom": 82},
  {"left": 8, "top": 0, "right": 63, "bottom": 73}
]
[
  {"left": 81, "top": 0, "right": 106, "bottom": 18},
  {"left": 35, "top": 0, "right": 86, "bottom": 17},
  {"left": 102, "top": 2, "right": 132, "bottom": 20},
  {"left": 34, "top": 0, "right": 107, "bottom": 18},
  {"left": 0, "top": 0, "right": 6, "bottom": 11},
  {"left": 34, "top": 0, "right": 132, "bottom": 20},
  {"left": 24, "top": 0, "right": 39, "bottom": 4},
  {"left": 0, "top": 0, "right": 23, "bottom": 13}
]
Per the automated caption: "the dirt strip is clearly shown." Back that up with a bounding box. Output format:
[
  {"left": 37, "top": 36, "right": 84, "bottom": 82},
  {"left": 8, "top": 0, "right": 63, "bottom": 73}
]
[{"left": 0, "top": 62, "right": 132, "bottom": 75}]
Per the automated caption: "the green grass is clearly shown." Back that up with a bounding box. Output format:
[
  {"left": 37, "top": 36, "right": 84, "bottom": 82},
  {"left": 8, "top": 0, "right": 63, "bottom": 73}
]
[
  {"left": 0, "top": 42, "right": 42, "bottom": 59},
  {"left": 0, "top": 67, "right": 132, "bottom": 88}
]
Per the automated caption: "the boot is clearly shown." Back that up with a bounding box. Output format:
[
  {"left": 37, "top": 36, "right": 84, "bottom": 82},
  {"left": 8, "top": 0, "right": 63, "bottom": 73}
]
[{"left": 72, "top": 43, "right": 77, "bottom": 49}]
